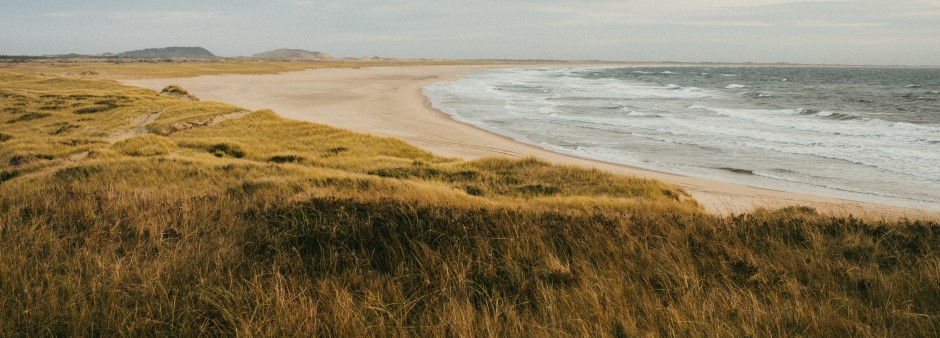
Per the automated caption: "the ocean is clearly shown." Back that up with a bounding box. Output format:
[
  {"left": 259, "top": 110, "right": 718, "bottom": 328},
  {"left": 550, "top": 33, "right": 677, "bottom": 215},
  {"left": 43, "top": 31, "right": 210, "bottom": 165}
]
[{"left": 423, "top": 66, "right": 940, "bottom": 210}]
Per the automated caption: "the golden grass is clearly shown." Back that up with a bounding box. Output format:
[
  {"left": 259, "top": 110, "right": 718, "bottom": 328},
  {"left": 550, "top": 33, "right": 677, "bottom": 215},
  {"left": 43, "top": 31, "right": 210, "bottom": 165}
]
[
  {"left": 1, "top": 69, "right": 938, "bottom": 336},
  {"left": 112, "top": 135, "right": 178, "bottom": 156},
  {"left": 0, "top": 59, "right": 519, "bottom": 80}
]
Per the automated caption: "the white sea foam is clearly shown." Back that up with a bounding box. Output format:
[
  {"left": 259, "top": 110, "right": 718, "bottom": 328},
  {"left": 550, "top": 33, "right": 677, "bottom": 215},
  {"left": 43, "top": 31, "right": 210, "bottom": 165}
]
[{"left": 725, "top": 84, "right": 748, "bottom": 89}]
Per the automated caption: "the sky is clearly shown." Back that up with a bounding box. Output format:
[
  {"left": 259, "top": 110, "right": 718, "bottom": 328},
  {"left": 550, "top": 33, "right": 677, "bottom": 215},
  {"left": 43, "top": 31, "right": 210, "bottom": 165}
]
[{"left": 2, "top": 0, "right": 939, "bottom": 65}]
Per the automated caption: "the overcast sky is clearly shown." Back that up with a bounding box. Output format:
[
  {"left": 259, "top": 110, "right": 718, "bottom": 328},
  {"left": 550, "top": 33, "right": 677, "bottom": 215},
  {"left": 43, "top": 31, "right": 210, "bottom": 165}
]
[{"left": 2, "top": 0, "right": 939, "bottom": 65}]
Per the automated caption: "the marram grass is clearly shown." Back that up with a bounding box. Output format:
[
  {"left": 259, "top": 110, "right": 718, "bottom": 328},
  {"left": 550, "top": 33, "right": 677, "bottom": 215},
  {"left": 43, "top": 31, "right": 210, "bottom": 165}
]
[{"left": 0, "top": 70, "right": 938, "bottom": 337}]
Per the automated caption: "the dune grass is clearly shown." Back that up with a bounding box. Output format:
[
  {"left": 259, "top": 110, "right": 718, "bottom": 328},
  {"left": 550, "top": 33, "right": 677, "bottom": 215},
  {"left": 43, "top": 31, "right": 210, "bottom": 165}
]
[{"left": 1, "top": 70, "right": 938, "bottom": 336}]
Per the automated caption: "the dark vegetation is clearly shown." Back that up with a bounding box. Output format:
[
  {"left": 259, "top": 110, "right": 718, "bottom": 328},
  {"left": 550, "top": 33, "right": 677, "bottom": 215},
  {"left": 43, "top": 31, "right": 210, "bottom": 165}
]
[
  {"left": 116, "top": 46, "right": 216, "bottom": 58},
  {"left": 209, "top": 143, "right": 247, "bottom": 158},
  {"left": 73, "top": 100, "right": 120, "bottom": 114},
  {"left": 6, "top": 112, "right": 51, "bottom": 123},
  {"left": 269, "top": 154, "right": 306, "bottom": 163}
]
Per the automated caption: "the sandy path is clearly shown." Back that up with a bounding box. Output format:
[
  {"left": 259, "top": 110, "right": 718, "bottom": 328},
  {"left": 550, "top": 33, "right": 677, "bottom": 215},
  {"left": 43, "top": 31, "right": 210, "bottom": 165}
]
[
  {"left": 123, "top": 65, "right": 937, "bottom": 219},
  {"left": 109, "top": 111, "right": 161, "bottom": 142}
]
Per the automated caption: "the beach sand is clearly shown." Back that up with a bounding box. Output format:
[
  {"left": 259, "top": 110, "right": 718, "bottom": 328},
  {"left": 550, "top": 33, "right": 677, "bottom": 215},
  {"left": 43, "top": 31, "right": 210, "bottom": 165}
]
[{"left": 124, "top": 65, "right": 937, "bottom": 219}]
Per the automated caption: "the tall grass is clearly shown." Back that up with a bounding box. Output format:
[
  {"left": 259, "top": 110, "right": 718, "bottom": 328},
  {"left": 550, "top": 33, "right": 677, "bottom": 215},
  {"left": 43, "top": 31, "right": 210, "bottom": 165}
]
[{"left": 1, "top": 70, "right": 938, "bottom": 336}]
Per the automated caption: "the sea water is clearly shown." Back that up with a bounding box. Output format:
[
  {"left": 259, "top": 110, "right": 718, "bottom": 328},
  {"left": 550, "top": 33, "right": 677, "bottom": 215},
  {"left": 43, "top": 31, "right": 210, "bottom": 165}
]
[{"left": 423, "top": 66, "right": 940, "bottom": 210}]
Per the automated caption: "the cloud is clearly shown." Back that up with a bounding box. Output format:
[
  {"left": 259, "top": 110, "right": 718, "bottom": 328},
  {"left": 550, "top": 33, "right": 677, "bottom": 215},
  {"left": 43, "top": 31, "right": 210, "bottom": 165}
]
[
  {"left": 534, "top": 0, "right": 854, "bottom": 14},
  {"left": 108, "top": 10, "right": 230, "bottom": 23},
  {"left": 795, "top": 21, "right": 887, "bottom": 28},
  {"left": 322, "top": 31, "right": 499, "bottom": 44},
  {"left": 696, "top": 0, "right": 857, "bottom": 8},
  {"left": 534, "top": 4, "right": 771, "bottom": 28}
]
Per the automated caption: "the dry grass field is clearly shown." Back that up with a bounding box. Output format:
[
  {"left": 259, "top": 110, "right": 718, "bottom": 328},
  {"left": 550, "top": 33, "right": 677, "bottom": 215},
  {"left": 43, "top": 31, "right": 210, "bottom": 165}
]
[
  {"left": 1, "top": 65, "right": 938, "bottom": 336},
  {"left": 0, "top": 59, "right": 523, "bottom": 79}
]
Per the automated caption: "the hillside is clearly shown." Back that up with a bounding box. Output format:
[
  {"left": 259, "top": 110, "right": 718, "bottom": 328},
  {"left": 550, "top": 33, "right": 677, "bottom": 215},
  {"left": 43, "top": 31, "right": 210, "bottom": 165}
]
[
  {"left": 0, "top": 69, "right": 938, "bottom": 336},
  {"left": 251, "top": 48, "right": 332, "bottom": 61},
  {"left": 118, "top": 47, "right": 216, "bottom": 58}
]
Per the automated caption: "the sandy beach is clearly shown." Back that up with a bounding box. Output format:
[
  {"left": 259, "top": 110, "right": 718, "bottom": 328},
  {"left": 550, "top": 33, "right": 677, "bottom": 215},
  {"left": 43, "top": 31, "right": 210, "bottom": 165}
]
[{"left": 124, "top": 65, "right": 938, "bottom": 219}]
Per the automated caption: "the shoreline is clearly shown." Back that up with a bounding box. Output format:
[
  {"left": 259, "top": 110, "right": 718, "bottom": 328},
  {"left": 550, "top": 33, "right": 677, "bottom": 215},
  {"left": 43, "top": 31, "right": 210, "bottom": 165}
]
[{"left": 123, "top": 64, "right": 938, "bottom": 219}]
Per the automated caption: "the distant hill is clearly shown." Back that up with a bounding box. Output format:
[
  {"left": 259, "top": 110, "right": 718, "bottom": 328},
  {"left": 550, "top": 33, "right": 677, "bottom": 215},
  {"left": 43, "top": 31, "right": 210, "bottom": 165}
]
[
  {"left": 117, "top": 47, "right": 216, "bottom": 58},
  {"left": 250, "top": 49, "right": 332, "bottom": 61}
]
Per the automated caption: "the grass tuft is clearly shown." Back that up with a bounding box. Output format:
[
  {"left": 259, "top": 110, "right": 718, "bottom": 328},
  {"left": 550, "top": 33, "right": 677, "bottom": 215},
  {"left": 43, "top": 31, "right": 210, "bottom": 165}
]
[
  {"left": 73, "top": 100, "right": 119, "bottom": 114},
  {"left": 8, "top": 154, "right": 53, "bottom": 166},
  {"left": 112, "top": 135, "right": 178, "bottom": 156},
  {"left": 208, "top": 142, "right": 247, "bottom": 158},
  {"left": 6, "top": 112, "right": 51, "bottom": 123},
  {"left": 49, "top": 122, "right": 80, "bottom": 135},
  {"left": 517, "top": 183, "right": 561, "bottom": 196},
  {"left": 159, "top": 85, "right": 199, "bottom": 101},
  {"left": 0, "top": 170, "right": 18, "bottom": 182},
  {"left": 269, "top": 154, "right": 306, "bottom": 164}
]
